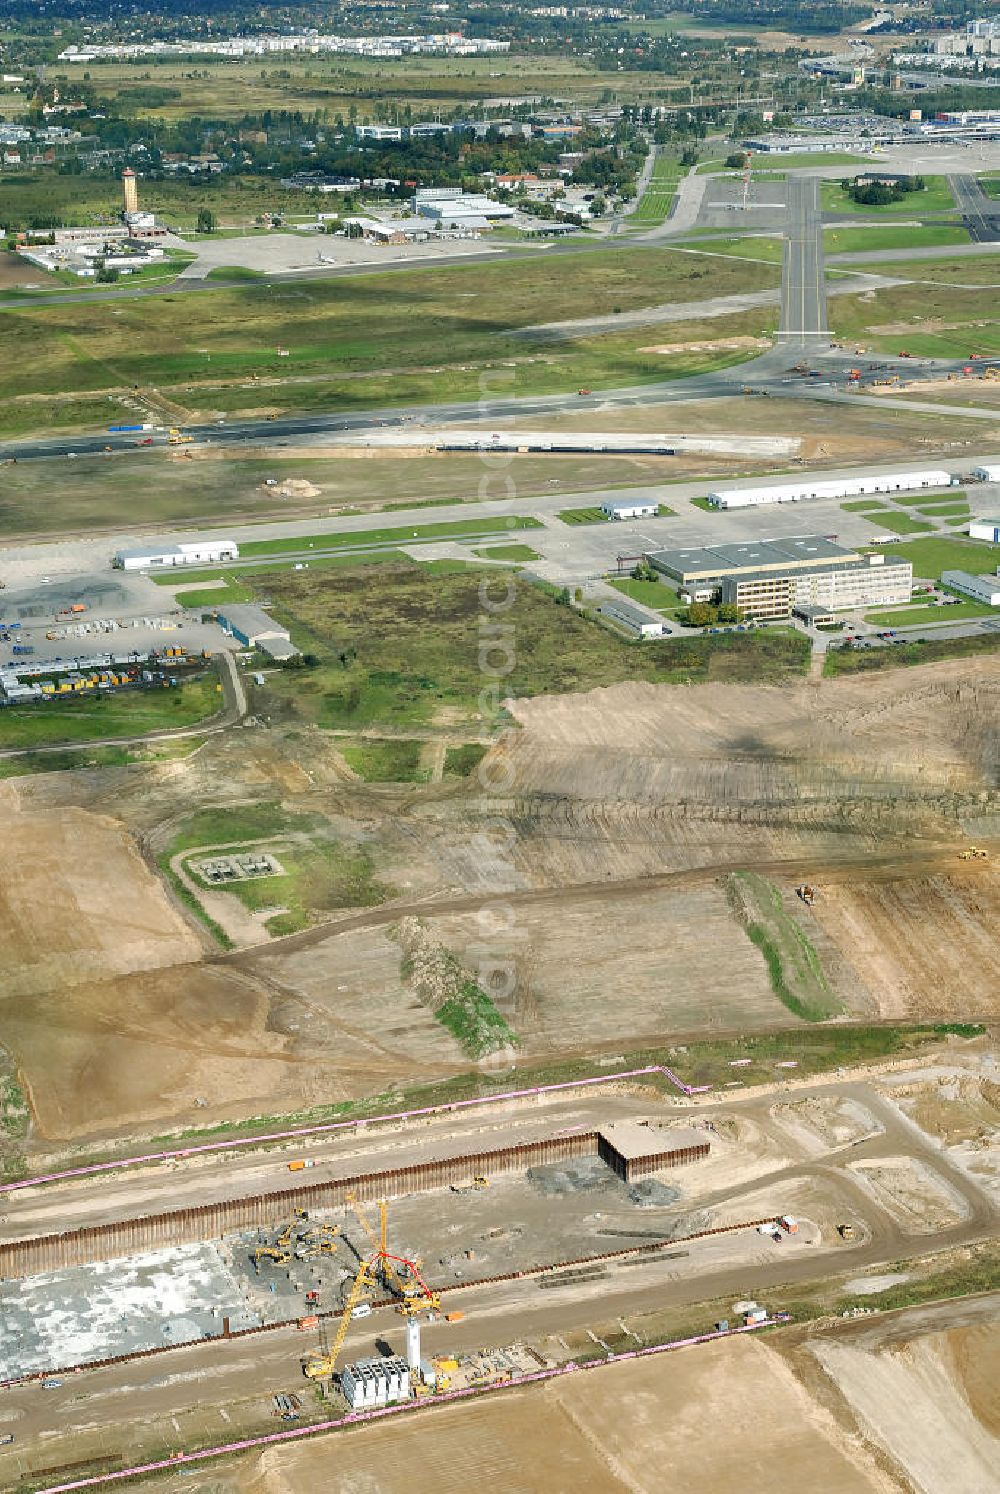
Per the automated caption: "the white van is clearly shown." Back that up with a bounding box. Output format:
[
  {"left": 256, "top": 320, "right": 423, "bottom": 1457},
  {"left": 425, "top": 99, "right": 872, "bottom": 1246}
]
[{"left": 351, "top": 1303, "right": 372, "bottom": 1320}]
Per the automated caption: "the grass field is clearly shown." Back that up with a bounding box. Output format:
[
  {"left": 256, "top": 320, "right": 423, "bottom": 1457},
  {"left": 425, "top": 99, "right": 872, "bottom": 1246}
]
[
  {"left": 824, "top": 630, "right": 1000, "bottom": 675},
  {"left": 608, "top": 577, "right": 683, "bottom": 610},
  {"left": 841, "top": 255, "right": 1000, "bottom": 286},
  {"left": 823, "top": 223, "right": 969, "bottom": 255},
  {"left": 629, "top": 151, "right": 684, "bottom": 226},
  {"left": 841, "top": 500, "right": 889, "bottom": 513},
  {"left": 829, "top": 280, "right": 1000, "bottom": 357},
  {"left": 913, "top": 501, "right": 970, "bottom": 516},
  {"left": 0, "top": 446, "right": 686, "bottom": 543},
  {"left": 864, "top": 599, "right": 995, "bottom": 626},
  {"left": 471, "top": 544, "right": 540, "bottom": 561},
  {"left": 878, "top": 535, "right": 1000, "bottom": 579},
  {"left": 729, "top": 871, "right": 840, "bottom": 1023},
  {"left": 0, "top": 736, "right": 205, "bottom": 778},
  {"left": 443, "top": 742, "right": 489, "bottom": 776},
  {"left": 340, "top": 739, "right": 427, "bottom": 782},
  {"left": 820, "top": 176, "right": 956, "bottom": 216},
  {"left": 0, "top": 250, "right": 780, "bottom": 437},
  {"left": 238, "top": 516, "right": 541, "bottom": 557},
  {"left": 697, "top": 152, "right": 867, "bottom": 175},
  {"left": 249, "top": 563, "right": 811, "bottom": 732},
  {"left": 165, "top": 800, "right": 392, "bottom": 937},
  {"left": 867, "top": 512, "right": 934, "bottom": 535},
  {"left": 690, "top": 234, "right": 785, "bottom": 263},
  {"left": 51, "top": 53, "right": 670, "bottom": 122},
  {"left": 890, "top": 496, "right": 956, "bottom": 513},
  {"left": 0, "top": 673, "right": 220, "bottom": 750},
  {"left": 557, "top": 506, "right": 608, "bottom": 525}
]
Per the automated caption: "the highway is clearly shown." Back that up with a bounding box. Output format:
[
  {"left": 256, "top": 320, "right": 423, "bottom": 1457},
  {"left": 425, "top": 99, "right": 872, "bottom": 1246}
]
[{"left": 948, "top": 172, "right": 1000, "bottom": 244}]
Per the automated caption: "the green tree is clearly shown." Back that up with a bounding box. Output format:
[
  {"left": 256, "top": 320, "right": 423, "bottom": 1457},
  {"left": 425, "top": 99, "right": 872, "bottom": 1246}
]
[
  {"left": 196, "top": 207, "right": 216, "bottom": 233},
  {"left": 687, "top": 601, "right": 718, "bottom": 627}
]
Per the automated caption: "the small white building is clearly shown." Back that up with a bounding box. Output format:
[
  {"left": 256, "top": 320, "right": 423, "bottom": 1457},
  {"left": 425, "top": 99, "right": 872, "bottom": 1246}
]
[
  {"left": 941, "top": 569, "right": 1000, "bottom": 605},
  {"left": 112, "top": 539, "right": 238, "bottom": 570},
  {"left": 972, "top": 465, "right": 1000, "bottom": 483},
  {"left": 601, "top": 499, "right": 658, "bottom": 520},
  {"left": 708, "top": 469, "right": 954, "bottom": 509},
  {"left": 340, "top": 1356, "right": 410, "bottom": 1411},
  {"left": 968, "top": 517, "right": 1000, "bottom": 542}
]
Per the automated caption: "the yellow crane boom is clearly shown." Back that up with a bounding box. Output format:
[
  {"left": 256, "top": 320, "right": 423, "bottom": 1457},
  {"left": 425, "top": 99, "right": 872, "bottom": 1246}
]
[
  {"left": 346, "top": 1193, "right": 401, "bottom": 1292},
  {"left": 302, "top": 1258, "right": 377, "bottom": 1381}
]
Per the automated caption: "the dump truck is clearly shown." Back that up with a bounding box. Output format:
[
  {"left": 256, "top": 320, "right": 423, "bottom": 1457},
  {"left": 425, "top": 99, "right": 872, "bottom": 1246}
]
[
  {"left": 838, "top": 1223, "right": 856, "bottom": 1241},
  {"left": 796, "top": 884, "right": 816, "bottom": 906},
  {"left": 287, "top": 1158, "right": 316, "bottom": 1172}
]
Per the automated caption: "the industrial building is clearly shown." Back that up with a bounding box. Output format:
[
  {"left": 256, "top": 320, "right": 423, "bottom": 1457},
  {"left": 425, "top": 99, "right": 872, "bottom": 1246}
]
[
  {"left": 597, "top": 1123, "right": 710, "bottom": 1182},
  {"left": 647, "top": 536, "right": 912, "bottom": 619},
  {"left": 599, "top": 597, "right": 666, "bottom": 639},
  {"left": 340, "top": 1356, "right": 410, "bottom": 1411},
  {"left": 941, "top": 569, "right": 1000, "bottom": 605},
  {"left": 707, "top": 469, "right": 953, "bottom": 509},
  {"left": 972, "top": 466, "right": 1000, "bottom": 483},
  {"left": 969, "top": 516, "right": 1000, "bottom": 542},
  {"left": 113, "top": 540, "right": 239, "bottom": 571},
  {"left": 216, "top": 604, "right": 300, "bottom": 660},
  {"left": 410, "top": 188, "right": 515, "bottom": 225},
  {"left": 600, "top": 499, "right": 658, "bottom": 520}
]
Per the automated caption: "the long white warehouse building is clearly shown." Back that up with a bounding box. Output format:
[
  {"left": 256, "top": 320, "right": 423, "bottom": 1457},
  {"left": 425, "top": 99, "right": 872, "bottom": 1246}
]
[
  {"left": 708, "top": 469, "right": 953, "bottom": 509},
  {"left": 113, "top": 539, "right": 239, "bottom": 570}
]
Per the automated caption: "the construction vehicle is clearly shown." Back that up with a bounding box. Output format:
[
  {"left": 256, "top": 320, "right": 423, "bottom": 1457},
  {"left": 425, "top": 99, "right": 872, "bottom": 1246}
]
[
  {"left": 796, "top": 884, "right": 816, "bottom": 906},
  {"left": 168, "top": 434, "right": 193, "bottom": 445},
  {"left": 776, "top": 1215, "right": 798, "bottom": 1234},
  {"left": 252, "top": 1245, "right": 291, "bottom": 1271},
  {"left": 960, "top": 847, "right": 989, "bottom": 860},
  {"left": 838, "top": 1222, "right": 856, "bottom": 1241},
  {"left": 302, "top": 1258, "right": 377, "bottom": 1381},
  {"left": 847, "top": 368, "right": 861, "bottom": 382},
  {"left": 450, "top": 1175, "right": 490, "bottom": 1195}
]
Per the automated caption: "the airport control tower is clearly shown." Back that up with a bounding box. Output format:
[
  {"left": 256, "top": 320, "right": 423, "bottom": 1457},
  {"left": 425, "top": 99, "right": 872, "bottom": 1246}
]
[{"left": 122, "top": 168, "right": 138, "bottom": 217}]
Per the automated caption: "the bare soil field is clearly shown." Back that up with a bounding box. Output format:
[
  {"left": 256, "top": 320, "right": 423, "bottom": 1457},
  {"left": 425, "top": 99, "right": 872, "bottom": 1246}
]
[
  {"left": 771, "top": 1095, "right": 883, "bottom": 1154},
  {"left": 880, "top": 1071, "right": 1000, "bottom": 1199},
  {"left": 514, "top": 394, "right": 996, "bottom": 465},
  {"left": 0, "top": 788, "right": 200, "bottom": 1001},
  {"left": 848, "top": 1156, "right": 971, "bottom": 1233},
  {"left": 810, "top": 1303, "right": 1000, "bottom": 1494},
  {"left": 2, "top": 655, "right": 997, "bottom": 1145},
  {"left": 810, "top": 871, "right": 1000, "bottom": 1020},
  {"left": 192, "top": 1339, "right": 888, "bottom": 1494}
]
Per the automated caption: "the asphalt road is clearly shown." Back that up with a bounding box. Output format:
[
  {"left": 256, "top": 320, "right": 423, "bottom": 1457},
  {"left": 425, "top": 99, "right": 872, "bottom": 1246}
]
[
  {"left": 780, "top": 176, "right": 828, "bottom": 346},
  {"left": 948, "top": 172, "right": 1000, "bottom": 244}
]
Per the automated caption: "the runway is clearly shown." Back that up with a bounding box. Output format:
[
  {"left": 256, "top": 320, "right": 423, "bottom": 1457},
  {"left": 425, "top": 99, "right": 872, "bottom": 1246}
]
[
  {"left": 779, "top": 176, "right": 828, "bottom": 346},
  {"left": 948, "top": 172, "right": 1000, "bottom": 244}
]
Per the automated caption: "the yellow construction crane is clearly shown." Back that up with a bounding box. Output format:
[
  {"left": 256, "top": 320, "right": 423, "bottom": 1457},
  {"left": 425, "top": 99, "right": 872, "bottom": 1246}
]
[
  {"left": 302, "top": 1258, "right": 377, "bottom": 1381},
  {"left": 345, "top": 1193, "right": 402, "bottom": 1293}
]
